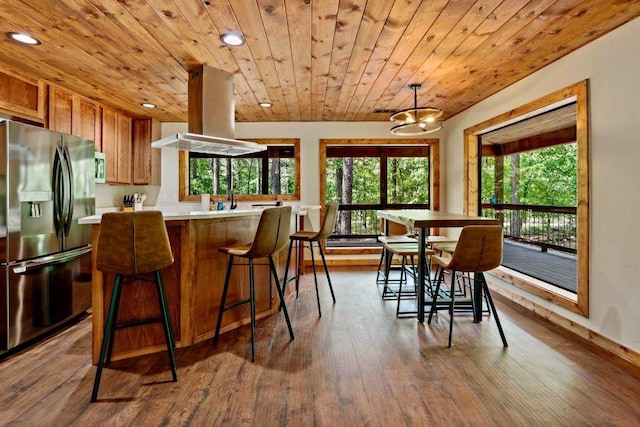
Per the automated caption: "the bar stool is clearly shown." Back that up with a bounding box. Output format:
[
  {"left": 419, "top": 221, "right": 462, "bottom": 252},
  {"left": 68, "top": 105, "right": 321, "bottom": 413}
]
[
  {"left": 91, "top": 211, "right": 177, "bottom": 402},
  {"left": 213, "top": 206, "right": 294, "bottom": 362},
  {"left": 383, "top": 243, "right": 436, "bottom": 317},
  {"left": 376, "top": 220, "right": 415, "bottom": 284},
  {"left": 282, "top": 202, "right": 339, "bottom": 317},
  {"left": 427, "top": 225, "right": 508, "bottom": 348}
]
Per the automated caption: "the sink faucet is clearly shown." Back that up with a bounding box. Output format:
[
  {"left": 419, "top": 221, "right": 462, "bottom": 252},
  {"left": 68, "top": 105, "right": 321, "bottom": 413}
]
[{"left": 228, "top": 192, "right": 237, "bottom": 210}]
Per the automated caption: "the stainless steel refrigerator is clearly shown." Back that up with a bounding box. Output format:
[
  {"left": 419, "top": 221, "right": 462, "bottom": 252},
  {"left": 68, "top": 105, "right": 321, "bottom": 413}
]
[{"left": 0, "top": 119, "right": 95, "bottom": 353}]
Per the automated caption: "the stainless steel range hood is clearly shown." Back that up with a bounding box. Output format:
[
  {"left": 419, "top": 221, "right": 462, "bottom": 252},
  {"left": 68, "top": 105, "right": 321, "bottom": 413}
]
[{"left": 152, "top": 65, "right": 265, "bottom": 156}]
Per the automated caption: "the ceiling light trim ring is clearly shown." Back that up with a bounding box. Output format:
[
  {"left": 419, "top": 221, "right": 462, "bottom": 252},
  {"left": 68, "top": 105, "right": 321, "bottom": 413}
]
[
  {"left": 220, "top": 31, "right": 245, "bottom": 47},
  {"left": 391, "top": 122, "right": 443, "bottom": 136}
]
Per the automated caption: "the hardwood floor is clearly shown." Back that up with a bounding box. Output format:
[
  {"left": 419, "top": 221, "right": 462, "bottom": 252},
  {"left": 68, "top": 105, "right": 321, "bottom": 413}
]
[{"left": 2, "top": 266, "right": 640, "bottom": 426}]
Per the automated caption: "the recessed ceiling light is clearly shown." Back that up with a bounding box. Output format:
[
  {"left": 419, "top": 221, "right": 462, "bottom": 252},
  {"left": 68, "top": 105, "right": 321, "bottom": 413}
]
[
  {"left": 142, "top": 103, "right": 156, "bottom": 108},
  {"left": 220, "top": 31, "right": 245, "bottom": 47},
  {"left": 259, "top": 102, "right": 272, "bottom": 108},
  {"left": 7, "top": 32, "right": 40, "bottom": 45}
]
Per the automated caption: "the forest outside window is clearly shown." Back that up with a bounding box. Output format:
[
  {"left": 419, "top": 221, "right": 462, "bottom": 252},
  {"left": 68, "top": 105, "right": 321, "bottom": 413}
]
[
  {"left": 464, "top": 80, "right": 589, "bottom": 317},
  {"left": 181, "top": 139, "right": 300, "bottom": 202},
  {"left": 319, "top": 139, "right": 440, "bottom": 250}
]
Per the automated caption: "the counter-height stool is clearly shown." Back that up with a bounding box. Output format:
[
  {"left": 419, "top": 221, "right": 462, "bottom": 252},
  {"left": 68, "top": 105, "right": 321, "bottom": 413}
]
[
  {"left": 381, "top": 242, "right": 436, "bottom": 317},
  {"left": 427, "top": 225, "right": 508, "bottom": 348},
  {"left": 91, "top": 211, "right": 177, "bottom": 402},
  {"left": 376, "top": 220, "right": 415, "bottom": 285},
  {"left": 214, "top": 206, "right": 294, "bottom": 362},
  {"left": 282, "top": 202, "right": 339, "bottom": 317}
]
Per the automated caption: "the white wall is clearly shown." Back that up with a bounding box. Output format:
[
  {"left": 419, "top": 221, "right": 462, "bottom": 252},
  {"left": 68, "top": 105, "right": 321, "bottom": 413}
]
[
  {"left": 158, "top": 121, "right": 442, "bottom": 209},
  {"left": 443, "top": 17, "right": 640, "bottom": 352}
]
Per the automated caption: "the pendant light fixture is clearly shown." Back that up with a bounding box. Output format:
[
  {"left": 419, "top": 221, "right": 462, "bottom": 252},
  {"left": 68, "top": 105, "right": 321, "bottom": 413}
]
[{"left": 390, "top": 84, "right": 443, "bottom": 135}]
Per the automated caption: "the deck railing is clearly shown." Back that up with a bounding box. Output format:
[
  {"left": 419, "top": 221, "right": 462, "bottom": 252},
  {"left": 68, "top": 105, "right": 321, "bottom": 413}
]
[
  {"left": 327, "top": 204, "right": 429, "bottom": 245},
  {"left": 481, "top": 203, "right": 577, "bottom": 254}
]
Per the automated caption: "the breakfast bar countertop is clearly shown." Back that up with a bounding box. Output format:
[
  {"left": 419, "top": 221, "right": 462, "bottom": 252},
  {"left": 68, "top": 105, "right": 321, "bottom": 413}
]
[
  {"left": 79, "top": 205, "right": 320, "bottom": 225},
  {"left": 78, "top": 209, "right": 263, "bottom": 224}
]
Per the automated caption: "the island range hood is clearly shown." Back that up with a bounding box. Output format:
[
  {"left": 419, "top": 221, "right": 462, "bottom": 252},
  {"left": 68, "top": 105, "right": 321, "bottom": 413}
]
[{"left": 151, "top": 65, "right": 266, "bottom": 156}]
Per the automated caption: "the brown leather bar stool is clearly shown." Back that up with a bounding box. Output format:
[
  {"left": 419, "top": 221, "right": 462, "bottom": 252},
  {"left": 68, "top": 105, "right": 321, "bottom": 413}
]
[
  {"left": 282, "top": 202, "right": 339, "bottom": 317},
  {"left": 427, "top": 225, "right": 508, "bottom": 348},
  {"left": 91, "top": 211, "right": 177, "bottom": 402},
  {"left": 214, "top": 206, "right": 294, "bottom": 362}
]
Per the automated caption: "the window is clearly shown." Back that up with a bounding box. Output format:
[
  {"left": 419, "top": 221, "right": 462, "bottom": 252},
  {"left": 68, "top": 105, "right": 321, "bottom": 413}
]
[
  {"left": 464, "top": 80, "right": 589, "bottom": 317},
  {"left": 179, "top": 138, "right": 300, "bottom": 202},
  {"left": 320, "top": 139, "right": 440, "bottom": 248}
]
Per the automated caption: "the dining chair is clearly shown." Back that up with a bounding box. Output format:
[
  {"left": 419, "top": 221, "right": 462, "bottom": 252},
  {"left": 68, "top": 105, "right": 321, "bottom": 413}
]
[
  {"left": 427, "top": 225, "right": 508, "bottom": 348},
  {"left": 282, "top": 201, "right": 339, "bottom": 317},
  {"left": 91, "top": 211, "right": 177, "bottom": 402},
  {"left": 213, "top": 206, "right": 294, "bottom": 362}
]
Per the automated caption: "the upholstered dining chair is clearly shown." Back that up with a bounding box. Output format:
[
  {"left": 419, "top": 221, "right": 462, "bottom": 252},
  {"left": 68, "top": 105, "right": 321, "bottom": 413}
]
[
  {"left": 91, "top": 211, "right": 177, "bottom": 402},
  {"left": 282, "top": 201, "right": 339, "bottom": 317},
  {"left": 213, "top": 206, "right": 294, "bottom": 362},
  {"left": 427, "top": 225, "right": 508, "bottom": 348}
]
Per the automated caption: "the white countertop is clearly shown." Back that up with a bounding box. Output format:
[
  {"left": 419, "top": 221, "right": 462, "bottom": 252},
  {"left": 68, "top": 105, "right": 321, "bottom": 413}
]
[{"left": 78, "top": 206, "right": 319, "bottom": 225}]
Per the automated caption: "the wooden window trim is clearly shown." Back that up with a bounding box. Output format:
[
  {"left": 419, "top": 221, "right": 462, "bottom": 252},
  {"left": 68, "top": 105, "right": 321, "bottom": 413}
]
[
  {"left": 320, "top": 138, "right": 440, "bottom": 254},
  {"left": 464, "top": 80, "right": 589, "bottom": 317},
  {"left": 179, "top": 138, "right": 300, "bottom": 202}
]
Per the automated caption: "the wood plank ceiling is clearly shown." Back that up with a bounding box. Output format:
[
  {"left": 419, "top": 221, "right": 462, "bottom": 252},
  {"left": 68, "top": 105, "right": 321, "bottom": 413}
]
[{"left": 0, "top": 0, "right": 638, "bottom": 124}]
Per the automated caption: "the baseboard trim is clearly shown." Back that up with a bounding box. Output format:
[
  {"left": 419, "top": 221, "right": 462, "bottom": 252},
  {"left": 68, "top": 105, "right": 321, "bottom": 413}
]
[{"left": 487, "top": 277, "right": 640, "bottom": 369}]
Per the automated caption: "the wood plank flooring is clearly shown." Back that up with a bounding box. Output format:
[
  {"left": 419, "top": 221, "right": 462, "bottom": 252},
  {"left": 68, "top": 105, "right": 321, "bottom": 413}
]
[{"left": 2, "top": 267, "right": 640, "bottom": 426}]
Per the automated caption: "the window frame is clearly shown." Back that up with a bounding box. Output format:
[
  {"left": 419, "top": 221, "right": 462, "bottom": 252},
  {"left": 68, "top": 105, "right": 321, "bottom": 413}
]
[
  {"left": 320, "top": 138, "right": 440, "bottom": 250},
  {"left": 464, "top": 80, "right": 589, "bottom": 317},
  {"left": 179, "top": 138, "right": 300, "bottom": 202}
]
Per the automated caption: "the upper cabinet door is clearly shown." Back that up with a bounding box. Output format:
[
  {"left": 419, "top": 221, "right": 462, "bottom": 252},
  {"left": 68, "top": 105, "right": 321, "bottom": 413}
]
[
  {"left": 117, "top": 113, "right": 132, "bottom": 185},
  {"left": 48, "top": 86, "right": 73, "bottom": 135},
  {"left": 101, "top": 107, "right": 118, "bottom": 184},
  {"left": 133, "top": 119, "right": 152, "bottom": 185},
  {"left": 48, "top": 85, "right": 102, "bottom": 150},
  {"left": 74, "top": 97, "right": 102, "bottom": 150},
  {"left": 0, "top": 66, "right": 46, "bottom": 123}
]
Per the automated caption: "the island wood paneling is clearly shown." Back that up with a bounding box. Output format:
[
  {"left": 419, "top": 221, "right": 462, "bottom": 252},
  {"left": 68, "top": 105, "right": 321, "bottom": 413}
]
[{"left": 91, "top": 215, "right": 293, "bottom": 363}]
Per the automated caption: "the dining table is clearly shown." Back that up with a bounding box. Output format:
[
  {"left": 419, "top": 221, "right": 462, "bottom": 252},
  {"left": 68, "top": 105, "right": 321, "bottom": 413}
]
[{"left": 376, "top": 209, "right": 500, "bottom": 323}]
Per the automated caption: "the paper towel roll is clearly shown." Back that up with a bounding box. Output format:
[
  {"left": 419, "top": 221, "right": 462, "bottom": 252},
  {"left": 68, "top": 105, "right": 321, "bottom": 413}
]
[{"left": 201, "top": 194, "right": 210, "bottom": 211}]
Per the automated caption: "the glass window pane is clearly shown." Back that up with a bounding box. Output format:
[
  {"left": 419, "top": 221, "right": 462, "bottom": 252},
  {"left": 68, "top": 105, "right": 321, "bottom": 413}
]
[{"left": 387, "top": 157, "right": 429, "bottom": 204}]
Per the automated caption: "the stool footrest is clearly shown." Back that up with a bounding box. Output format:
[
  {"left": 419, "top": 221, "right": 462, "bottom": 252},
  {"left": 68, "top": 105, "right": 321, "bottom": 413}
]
[
  {"left": 222, "top": 297, "right": 252, "bottom": 312},
  {"left": 114, "top": 317, "right": 163, "bottom": 329}
]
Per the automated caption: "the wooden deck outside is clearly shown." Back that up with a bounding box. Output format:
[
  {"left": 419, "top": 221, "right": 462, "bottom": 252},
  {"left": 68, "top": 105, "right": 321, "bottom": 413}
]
[
  {"left": 2, "top": 267, "right": 640, "bottom": 425},
  {"left": 502, "top": 240, "right": 577, "bottom": 293}
]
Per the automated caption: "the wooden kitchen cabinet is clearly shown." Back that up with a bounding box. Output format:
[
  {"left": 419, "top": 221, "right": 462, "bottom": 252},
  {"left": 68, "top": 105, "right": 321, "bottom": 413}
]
[
  {"left": 132, "top": 118, "right": 161, "bottom": 185},
  {"left": 0, "top": 66, "right": 46, "bottom": 123},
  {"left": 48, "top": 85, "right": 102, "bottom": 149},
  {"left": 102, "top": 106, "right": 132, "bottom": 184}
]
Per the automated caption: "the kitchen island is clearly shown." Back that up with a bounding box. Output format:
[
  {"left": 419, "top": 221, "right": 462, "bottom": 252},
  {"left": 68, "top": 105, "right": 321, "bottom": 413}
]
[{"left": 80, "top": 209, "right": 299, "bottom": 363}]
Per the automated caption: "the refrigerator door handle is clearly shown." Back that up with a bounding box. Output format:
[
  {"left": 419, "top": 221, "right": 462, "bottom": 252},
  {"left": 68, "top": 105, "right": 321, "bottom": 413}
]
[
  {"left": 12, "top": 246, "right": 92, "bottom": 274},
  {"left": 52, "top": 144, "right": 65, "bottom": 239},
  {"left": 62, "top": 144, "right": 75, "bottom": 237}
]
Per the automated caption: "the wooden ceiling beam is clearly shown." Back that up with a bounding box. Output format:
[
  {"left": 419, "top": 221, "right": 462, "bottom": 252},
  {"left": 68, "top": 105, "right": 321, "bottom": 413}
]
[{"left": 483, "top": 126, "right": 577, "bottom": 157}]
